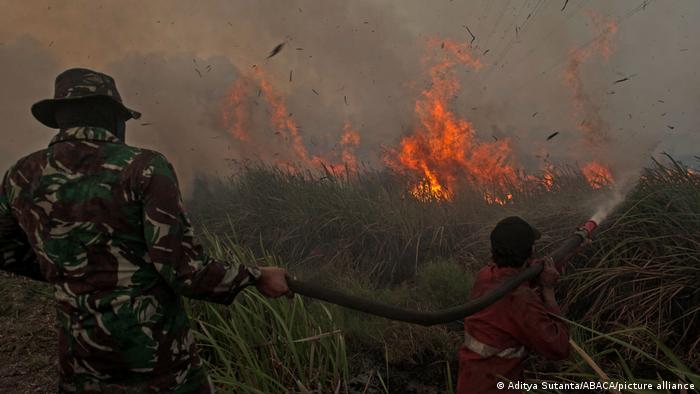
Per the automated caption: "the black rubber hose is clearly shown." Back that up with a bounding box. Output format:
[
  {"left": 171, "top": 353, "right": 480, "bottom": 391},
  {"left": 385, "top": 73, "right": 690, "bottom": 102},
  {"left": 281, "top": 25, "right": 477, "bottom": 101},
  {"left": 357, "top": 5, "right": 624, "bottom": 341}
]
[{"left": 287, "top": 232, "right": 587, "bottom": 326}]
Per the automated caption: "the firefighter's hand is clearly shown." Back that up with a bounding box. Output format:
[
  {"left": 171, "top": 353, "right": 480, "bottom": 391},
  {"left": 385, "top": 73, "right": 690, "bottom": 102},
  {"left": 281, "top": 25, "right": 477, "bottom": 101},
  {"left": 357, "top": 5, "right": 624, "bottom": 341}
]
[
  {"left": 256, "top": 267, "right": 293, "bottom": 299},
  {"left": 537, "top": 258, "right": 560, "bottom": 288}
]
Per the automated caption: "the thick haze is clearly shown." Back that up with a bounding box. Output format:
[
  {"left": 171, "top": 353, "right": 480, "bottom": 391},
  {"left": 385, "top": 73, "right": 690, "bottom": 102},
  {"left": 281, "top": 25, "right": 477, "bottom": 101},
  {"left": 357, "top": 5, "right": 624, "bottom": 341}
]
[{"left": 2, "top": 0, "right": 698, "bottom": 192}]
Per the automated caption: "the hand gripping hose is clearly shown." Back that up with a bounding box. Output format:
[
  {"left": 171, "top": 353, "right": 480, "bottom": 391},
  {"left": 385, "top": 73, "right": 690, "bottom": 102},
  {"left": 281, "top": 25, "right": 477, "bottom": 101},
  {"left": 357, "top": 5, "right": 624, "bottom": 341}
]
[{"left": 286, "top": 220, "right": 597, "bottom": 326}]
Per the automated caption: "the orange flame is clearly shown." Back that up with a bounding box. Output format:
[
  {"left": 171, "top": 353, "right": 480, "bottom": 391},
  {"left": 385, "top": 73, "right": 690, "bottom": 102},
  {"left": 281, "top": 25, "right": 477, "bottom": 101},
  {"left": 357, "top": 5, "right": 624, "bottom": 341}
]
[
  {"left": 541, "top": 159, "right": 556, "bottom": 191},
  {"left": 564, "top": 13, "right": 618, "bottom": 190},
  {"left": 221, "top": 77, "right": 252, "bottom": 142},
  {"left": 221, "top": 68, "right": 360, "bottom": 171},
  {"left": 256, "top": 71, "right": 317, "bottom": 166},
  {"left": 484, "top": 192, "right": 513, "bottom": 206},
  {"left": 385, "top": 38, "right": 520, "bottom": 203},
  {"left": 564, "top": 13, "right": 618, "bottom": 149},
  {"left": 339, "top": 122, "right": 361, "bottom": 171},
  {"left": 581, "top": 161, "right": 614, "bottom": 189}
]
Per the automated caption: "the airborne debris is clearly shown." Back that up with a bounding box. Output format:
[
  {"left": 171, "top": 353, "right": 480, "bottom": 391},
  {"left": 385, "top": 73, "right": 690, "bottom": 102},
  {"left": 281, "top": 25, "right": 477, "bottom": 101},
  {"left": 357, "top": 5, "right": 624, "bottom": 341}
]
[
  {"left": 289, "top": 70, "right": 293, "bottom": 82},
  {"left": 465, "top": 25, "right": 476, "bottom": 44},
  {"left": 614, "top": 74, "right": 636, "bottom": 84},
  {"left": 547, "top": 131, "right": 559, "bottom": 141},
  {"left": 667, "top": 125, "right": 675, "bottom": 130},
  {"left": 140, "top": 123, "right": 152, "bottom": 126},
  {"left": 532, "top": 112, "right": 538, "bottom": 117},
  {"left": 658, "top": 99, "right": 665, "bottom": 103},
  {"left": 344, "top": 95, "right": 348, "bottom": 105},
  {"left": 483, "top": 49, "right": 490, "bottom": 55},
  {"left": 312, "top": 89, "right": 319, "bottom": 95},
  {"left": 561, "top": 0, "right": 569, "bottom": 11},
  {"left": 267, "top": 42, "right": 285, "bottom": 59}
]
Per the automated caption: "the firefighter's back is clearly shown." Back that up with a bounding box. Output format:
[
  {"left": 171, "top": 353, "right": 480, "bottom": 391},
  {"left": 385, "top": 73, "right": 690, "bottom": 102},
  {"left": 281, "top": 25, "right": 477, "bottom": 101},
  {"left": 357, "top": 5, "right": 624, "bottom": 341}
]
[{"left": 4, "top": 126, "right": 208, "bottom": 392}]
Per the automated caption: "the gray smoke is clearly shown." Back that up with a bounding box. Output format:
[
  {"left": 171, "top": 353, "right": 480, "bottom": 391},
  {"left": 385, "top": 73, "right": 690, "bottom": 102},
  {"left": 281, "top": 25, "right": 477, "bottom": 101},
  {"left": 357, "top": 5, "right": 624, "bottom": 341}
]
[{"left": 1, "top": 0, "right": 698, "bottom": 193}]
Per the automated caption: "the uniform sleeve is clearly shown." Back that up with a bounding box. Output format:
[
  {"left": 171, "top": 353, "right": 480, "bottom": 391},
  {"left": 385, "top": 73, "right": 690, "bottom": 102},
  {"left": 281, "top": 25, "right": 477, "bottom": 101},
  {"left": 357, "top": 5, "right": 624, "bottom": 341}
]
[
  {"left": 138, "top": 153, "right": 255, "bottom": 304},
  {"left": 0, "top": 170, "right": 44, "bottom": 281},
  {"left": 509, "top": 288, "right": 570, "bottom": 360}
]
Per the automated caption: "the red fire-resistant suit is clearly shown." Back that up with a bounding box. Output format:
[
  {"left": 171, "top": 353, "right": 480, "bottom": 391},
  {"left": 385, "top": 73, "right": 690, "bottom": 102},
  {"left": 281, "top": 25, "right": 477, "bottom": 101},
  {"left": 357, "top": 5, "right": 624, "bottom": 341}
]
[{"left": 457, "top": 262, "right": 570, "bottom": 393}]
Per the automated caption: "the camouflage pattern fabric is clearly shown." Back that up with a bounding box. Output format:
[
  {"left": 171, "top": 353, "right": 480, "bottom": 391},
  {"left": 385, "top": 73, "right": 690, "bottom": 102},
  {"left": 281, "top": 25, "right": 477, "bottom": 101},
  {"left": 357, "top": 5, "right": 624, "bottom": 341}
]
[{"left": 0, "top": 127, "right": 256, "bottom": 393}]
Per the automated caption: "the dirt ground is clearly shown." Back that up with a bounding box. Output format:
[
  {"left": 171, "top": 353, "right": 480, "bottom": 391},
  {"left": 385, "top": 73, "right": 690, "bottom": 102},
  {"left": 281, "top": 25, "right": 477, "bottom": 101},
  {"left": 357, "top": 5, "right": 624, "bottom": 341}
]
[{"left": 0, "top": 272, "right": 57, "bottom": 393}]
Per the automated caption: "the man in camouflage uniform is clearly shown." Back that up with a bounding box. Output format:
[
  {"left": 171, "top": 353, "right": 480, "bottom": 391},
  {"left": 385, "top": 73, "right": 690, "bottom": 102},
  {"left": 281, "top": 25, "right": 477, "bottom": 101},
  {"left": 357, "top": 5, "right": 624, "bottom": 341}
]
[{"left": 0, "top": 68, "right": 291, "bottom": 393}]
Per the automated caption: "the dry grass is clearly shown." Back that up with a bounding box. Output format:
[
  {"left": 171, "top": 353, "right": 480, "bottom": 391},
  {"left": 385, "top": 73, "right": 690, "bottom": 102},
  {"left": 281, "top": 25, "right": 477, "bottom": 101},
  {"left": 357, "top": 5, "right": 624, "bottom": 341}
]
[{"left": 0, "top": 272, "right": 56, "bottom": 393}]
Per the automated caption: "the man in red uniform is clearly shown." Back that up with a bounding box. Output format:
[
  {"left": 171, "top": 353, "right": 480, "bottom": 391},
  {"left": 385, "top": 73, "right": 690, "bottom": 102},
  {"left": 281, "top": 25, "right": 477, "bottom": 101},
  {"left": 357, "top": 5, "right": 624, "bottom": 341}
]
[{"left": 457, "top": 216, "right": 570, "bottom": 393}]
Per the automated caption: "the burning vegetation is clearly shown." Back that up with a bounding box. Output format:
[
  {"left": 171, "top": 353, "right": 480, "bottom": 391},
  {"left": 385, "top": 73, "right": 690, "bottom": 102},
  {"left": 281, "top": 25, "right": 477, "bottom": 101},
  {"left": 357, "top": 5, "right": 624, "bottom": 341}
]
[
  {"left": 221, "top": 17, "right": 623, "bottom": 206},
  {"left": 221, "top": 68, "right": 361, "bottom": 172},
  {"left": 383, "top": 39, "right": 522, "bottom": 204}
]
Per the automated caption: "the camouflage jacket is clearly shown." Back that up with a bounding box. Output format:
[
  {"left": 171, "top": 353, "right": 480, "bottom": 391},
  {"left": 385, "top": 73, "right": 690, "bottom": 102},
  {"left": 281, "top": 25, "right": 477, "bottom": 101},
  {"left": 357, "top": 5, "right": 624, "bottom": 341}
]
[{"left": 0, "top": 127, "right": 256, "bottom": 393}]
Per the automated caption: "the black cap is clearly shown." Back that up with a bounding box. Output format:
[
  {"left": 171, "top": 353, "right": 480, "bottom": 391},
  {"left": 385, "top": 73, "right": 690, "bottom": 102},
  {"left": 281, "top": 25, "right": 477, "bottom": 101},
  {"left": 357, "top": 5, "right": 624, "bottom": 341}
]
[{"left": 490, "top": 216, "right": 541, "bottom": 257}]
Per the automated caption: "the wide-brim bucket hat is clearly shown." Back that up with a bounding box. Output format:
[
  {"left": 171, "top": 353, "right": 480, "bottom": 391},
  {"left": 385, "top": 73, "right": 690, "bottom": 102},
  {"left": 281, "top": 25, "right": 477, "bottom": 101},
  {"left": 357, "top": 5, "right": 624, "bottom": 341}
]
[{"left": 31, "top": 67, "right": 141, "bottom": 128}]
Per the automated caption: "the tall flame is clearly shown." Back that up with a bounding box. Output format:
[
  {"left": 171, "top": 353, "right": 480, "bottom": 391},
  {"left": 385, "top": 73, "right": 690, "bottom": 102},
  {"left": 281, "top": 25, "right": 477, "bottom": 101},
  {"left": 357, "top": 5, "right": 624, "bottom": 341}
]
[
  {"left": 565, "top": 12, "right": 618, "bottom": 189},
  {"left": 220, "top": 77, "right": 253, "bottom": 142},
  {"left": 340, "top": 122, "right": 361, "bottom": 171},
  {"left": 221, "top": 68, "right": 360, "bottom": 171},
  {"left": 564, "top": 13, "right": 617, "bottom": 148},
  {"left": 385, "top": 39, "right": 520, "bottom": 203}
]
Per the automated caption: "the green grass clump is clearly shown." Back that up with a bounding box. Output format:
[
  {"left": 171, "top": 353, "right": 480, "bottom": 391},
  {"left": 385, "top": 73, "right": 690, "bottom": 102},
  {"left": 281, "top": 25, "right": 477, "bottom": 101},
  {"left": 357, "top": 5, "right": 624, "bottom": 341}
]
[{"left": 186, "top": 240, "right": 349, "bottom": 393}]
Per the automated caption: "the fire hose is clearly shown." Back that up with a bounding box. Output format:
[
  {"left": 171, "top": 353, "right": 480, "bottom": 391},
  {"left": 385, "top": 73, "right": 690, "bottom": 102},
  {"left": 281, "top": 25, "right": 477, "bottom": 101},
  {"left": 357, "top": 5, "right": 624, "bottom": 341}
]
[{"left": 285, "top": 220, "right": 598, "bottom": 326}]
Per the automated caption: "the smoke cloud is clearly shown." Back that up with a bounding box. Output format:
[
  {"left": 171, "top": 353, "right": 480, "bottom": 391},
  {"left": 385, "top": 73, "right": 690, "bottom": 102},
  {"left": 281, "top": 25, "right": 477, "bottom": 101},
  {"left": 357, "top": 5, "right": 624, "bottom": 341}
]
[{"left": 1, "top": 0, "right": 698, "bottom": 193}]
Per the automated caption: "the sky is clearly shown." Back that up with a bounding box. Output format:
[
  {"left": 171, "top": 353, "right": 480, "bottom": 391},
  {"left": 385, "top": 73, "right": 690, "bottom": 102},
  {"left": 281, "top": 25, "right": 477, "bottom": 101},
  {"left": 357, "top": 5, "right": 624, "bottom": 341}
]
[{"left": 1, "top": 0, "right": 698, "bottom": 192}]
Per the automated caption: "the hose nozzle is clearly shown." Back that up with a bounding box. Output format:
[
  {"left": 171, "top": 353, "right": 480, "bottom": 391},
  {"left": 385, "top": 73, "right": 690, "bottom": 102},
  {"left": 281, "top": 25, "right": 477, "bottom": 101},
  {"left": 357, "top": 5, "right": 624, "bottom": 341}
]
[
  {"left": 574, "top": 219, "right": 598, "bottom": 241},
  {"left": 582, "top": 219, "right": 598, "bottom": 236}
]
